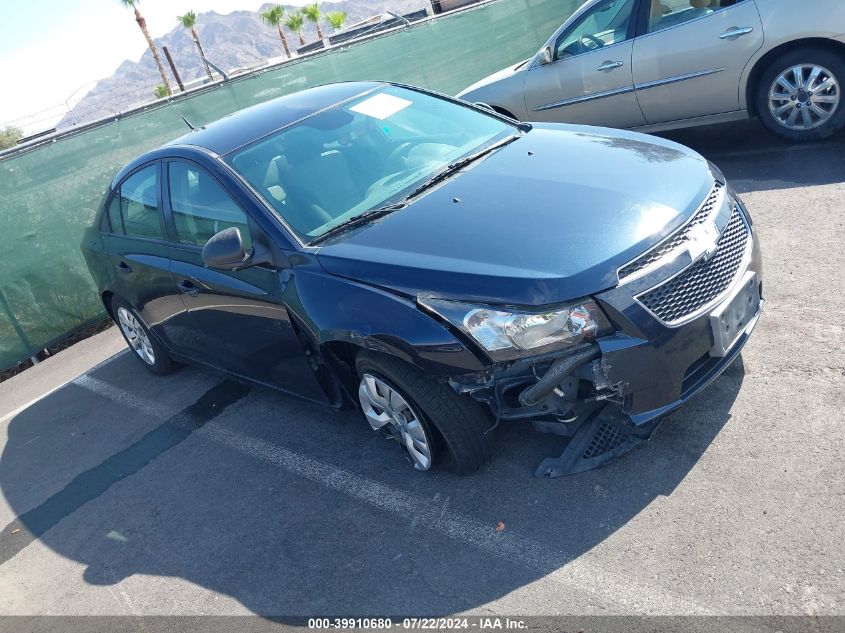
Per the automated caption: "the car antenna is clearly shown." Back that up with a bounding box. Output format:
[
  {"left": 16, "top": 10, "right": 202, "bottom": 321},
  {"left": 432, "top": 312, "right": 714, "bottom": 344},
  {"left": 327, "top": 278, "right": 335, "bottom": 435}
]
[
  {"left": 166, "top": 99, "right": 205, "bottom": 132},
  {"left": 178, "top": 113, "right": 203, "bottom": 132}
]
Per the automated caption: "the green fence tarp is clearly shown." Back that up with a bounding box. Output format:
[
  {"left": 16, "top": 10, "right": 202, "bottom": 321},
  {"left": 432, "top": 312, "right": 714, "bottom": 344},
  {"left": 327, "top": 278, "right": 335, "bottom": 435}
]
[{"left": 0, "top": 0, "right": 581, "bottom": 370}]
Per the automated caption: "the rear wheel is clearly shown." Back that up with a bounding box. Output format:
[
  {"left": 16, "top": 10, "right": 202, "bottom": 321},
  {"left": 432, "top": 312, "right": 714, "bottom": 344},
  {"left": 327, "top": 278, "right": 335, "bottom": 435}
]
[
  {"left": 756, "top": 48, "right": 845, "bottom": 142},
  {"left": 112, "top": 297, "right": 175, "bottom": 375},
  {"left": 356, "top": 352, "right": 495, "bottom": 475}
]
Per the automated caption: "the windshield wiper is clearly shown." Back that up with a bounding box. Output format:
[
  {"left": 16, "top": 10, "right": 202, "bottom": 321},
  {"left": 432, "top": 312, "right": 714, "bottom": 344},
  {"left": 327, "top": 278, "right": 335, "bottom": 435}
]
[
  {"left": 309, "top": 202, "right": 407, "bottom": 245},
  {"left": 309, "top": 134, "right": 521, "bottom": 246},
  {"left": 404, "top": 134, "right": 521, "bottom": 201}
]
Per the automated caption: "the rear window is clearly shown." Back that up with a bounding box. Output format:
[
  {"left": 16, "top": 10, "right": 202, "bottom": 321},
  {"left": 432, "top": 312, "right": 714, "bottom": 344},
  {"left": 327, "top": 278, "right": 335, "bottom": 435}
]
[{"left": 105, "top": 164, "right": 164, "bottom": 240}]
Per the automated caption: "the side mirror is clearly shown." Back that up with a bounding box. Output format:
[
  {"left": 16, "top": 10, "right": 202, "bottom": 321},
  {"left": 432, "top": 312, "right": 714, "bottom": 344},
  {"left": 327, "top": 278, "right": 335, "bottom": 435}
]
[
  {"left": 202, "top": 227, "right": 251, "bottom": 270},
  {"left": 540, "top": 46, "right": 553, "bottom": 65}
]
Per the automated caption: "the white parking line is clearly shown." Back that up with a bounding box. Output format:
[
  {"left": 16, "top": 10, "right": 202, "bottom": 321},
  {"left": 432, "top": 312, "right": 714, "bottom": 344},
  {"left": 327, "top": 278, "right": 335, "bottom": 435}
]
[
  {"left": 71, "top": 373, "right": 718, "bottom": 615},
  {"left": 0, "top": 351, "right": 129, "bottom": 427},
  {"left": 72, "top": 374, "right": 169, "bottom": 419},
  {"left": 202, "top": 423, "right": 716, "bottom": 615}
]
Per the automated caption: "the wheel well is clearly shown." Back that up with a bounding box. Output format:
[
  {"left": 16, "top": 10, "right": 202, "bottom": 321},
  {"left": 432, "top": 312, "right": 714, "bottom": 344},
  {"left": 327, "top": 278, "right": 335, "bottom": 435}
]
[
  {"left": 321, "top": 340, "right": 366, "bottom": 401},
  {"left": 320, "top": 341, "right": 433, "bottom": 405},
  {"left": 746, "top": 38, "right": 845, "bottom": 116},
  {"left": 101, "top": 291, "right": 115, "bottom": 319}
]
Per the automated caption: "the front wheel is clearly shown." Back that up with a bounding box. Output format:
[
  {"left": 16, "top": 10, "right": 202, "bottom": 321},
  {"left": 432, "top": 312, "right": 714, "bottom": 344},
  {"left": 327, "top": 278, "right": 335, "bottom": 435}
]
[
  {"left": 356, "top": 352, "right": 495, "bottom": 475},
  {"left": 756, "top": 48, "right": 845, "bottom": 142}
]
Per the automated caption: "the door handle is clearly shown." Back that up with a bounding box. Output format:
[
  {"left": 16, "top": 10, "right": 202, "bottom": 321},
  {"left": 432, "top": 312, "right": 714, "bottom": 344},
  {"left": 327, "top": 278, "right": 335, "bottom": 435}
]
[
  {"left": 720, "top": 26, "right": 754, "bottom": 39},
  {"left": 116, "top": 261, "right": 132, "bottom": 274},
  {"left": 177, "top": 280, "right": 200, "bottom": 297},
  {"left": 597, "top": 60, "right": 624, "bottom": 72}
]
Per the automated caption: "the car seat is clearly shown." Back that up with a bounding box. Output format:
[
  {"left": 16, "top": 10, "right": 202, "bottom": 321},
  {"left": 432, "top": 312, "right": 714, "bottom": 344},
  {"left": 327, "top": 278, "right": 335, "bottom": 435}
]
[{"left": 280, "top": 129, "right": 362, "bottom": 235}]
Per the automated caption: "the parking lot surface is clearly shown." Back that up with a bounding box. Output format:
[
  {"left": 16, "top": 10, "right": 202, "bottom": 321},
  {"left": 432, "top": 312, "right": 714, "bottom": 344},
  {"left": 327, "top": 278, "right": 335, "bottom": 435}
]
[{"left": 0, "top": 120, "right": 843, "bottom": 618}]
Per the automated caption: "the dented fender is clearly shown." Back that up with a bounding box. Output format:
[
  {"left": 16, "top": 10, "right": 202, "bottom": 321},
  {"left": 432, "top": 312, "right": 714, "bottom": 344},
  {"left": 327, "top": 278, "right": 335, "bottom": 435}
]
[{"left": 291, "top": 260, "right": 489, "bottom": 377}]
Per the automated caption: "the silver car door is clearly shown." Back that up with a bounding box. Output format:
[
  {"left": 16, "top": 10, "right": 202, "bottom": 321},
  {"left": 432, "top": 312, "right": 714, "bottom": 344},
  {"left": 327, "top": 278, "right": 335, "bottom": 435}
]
[
  {"left": 632, "top": 0, "right": 764, "bottom": 125},
  {"left": 523, "top": 0, "right": 646, "bottom": 128}
]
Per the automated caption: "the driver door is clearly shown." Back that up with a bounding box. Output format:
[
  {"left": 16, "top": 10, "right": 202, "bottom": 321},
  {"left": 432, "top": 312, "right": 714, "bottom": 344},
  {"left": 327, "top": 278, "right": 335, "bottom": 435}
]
[
  {"left": 523, "top": 0, "right": 646, "bottom": 128},
  {"left": 163, "top": 158, "right": 329, "bottom": 404}
]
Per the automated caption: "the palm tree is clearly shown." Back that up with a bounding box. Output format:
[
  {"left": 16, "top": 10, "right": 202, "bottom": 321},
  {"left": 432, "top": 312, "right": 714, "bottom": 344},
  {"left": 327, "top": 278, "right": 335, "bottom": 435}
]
[
  {"left": 177, "top": 10, "right": 214, "bottom": 81},
  {"left": 260, "top": 5, "right": 291, "bottom": 58},
  {"left": 325, "top": 11, "right": 347, "bottom": 32},
  {"left": 302, "top": 2, "right": 324, "bottom": 41},
  {"left": 0, "top": 126, "right": 23, "bottom": 151},
  {"left": 118, "top": 0, "right": 172, "bottom": 96},
  {"left": 285, "top": 11, "right": 306, "bottom": 47}
]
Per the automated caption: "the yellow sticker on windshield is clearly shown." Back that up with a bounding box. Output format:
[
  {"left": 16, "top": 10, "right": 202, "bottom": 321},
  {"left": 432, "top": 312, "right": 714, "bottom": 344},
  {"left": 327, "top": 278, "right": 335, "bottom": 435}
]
[{"left": 350, "top": 93, "right": 413, "bottom": 120}]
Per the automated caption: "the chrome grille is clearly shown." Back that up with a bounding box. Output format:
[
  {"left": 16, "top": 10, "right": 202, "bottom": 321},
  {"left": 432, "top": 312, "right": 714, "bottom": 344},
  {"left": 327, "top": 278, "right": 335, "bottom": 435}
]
[
  {"left": 637, "top": 205, "right": 750, "bottom": 325},
  {"left": 618, "top": 182, "right": 725, "bottom": 282}
]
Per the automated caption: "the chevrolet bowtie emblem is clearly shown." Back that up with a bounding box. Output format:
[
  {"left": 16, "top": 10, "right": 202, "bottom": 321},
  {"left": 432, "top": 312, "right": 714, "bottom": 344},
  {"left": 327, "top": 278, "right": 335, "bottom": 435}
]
[{"left": 686, "top": 221, "right": 721, "bottom": 263}]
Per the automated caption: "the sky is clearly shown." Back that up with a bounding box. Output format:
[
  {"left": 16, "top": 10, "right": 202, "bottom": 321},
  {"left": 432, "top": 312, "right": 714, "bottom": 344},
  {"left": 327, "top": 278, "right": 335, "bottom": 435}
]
[{"left": 0, "top": 0, "right": 316, "bottom": 131}]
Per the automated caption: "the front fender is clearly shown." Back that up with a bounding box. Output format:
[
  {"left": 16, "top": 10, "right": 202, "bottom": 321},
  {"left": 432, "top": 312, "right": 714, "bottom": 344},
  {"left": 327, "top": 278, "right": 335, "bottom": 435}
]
[
  {"left": 457, "top": 65, "right": 530, "bottom": 120},
  {"left": 290, "top": 267, "right": 489, "bottom": 376}
]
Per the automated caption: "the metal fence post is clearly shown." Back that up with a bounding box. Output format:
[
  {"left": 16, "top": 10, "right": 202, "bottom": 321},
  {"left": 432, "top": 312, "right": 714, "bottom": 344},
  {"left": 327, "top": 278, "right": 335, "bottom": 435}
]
[{"left": 0, "top": 287, "right": 34, "bottom": 362}]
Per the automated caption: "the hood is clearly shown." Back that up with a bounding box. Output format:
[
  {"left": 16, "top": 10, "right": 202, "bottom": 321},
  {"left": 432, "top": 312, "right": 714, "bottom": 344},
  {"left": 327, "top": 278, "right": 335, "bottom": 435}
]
[
  {"left": 316, "top": 125, "right": 715, "bottom": 307},
  {"left": 457, "top": 59, "right": 530, "bottom": 100}
]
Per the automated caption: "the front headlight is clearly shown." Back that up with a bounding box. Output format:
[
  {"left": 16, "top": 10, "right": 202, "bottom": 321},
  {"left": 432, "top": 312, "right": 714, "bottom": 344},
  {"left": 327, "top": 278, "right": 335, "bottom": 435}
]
[{"left": 419, "top": 297, "right": 601, "bottom": 361}]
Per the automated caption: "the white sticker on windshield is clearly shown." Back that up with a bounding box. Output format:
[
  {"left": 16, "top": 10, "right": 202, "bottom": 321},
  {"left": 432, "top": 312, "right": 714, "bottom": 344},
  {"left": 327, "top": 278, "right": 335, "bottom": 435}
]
[{"left": 350, "top": 93, "right": 412, "bottom": 120}]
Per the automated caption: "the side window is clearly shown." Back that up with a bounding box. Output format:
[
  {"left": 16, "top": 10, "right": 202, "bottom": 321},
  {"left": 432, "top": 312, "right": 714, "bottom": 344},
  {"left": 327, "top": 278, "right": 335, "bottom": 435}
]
[
  {"left": 555, "top": 0, "right": 637, "bottom": 60},
  {"left": 109, "top": 165, "right": 164, "bottom": 240},
  {"left": 647, "top": 0, "right": 745, "bottom": 34},
  {"left": 106, "top": 195, "right": 123, "bottom": 234},
  {"left": 168, "top": 161, "right": 253, "bottom": 249}
]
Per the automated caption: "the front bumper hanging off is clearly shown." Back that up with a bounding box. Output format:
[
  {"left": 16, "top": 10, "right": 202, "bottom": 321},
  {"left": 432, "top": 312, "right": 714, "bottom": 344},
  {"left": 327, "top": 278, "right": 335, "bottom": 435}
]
[{"left": 453, "top": 201, "right": 764, "bottom": 477}]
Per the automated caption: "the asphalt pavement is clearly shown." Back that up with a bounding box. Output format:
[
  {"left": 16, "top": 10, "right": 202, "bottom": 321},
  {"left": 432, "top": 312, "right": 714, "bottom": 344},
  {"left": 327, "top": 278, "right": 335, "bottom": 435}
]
[{"left": 0, "top": 119, "right": 843, "bottom": 621}]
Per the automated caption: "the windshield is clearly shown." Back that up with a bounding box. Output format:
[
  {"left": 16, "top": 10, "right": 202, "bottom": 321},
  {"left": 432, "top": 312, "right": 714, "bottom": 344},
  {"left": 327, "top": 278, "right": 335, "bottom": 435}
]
[{"left": 225, "top": 86, "right": 516, "bottom": 243}]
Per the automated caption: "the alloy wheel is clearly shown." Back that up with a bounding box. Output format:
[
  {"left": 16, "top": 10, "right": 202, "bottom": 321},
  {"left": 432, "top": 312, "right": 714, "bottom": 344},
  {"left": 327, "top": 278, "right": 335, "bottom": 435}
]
[
  {"left": 768, "top": 64, "right": 840, "bottom": 131},
  {"left": 117, "top": 306, "right": 156, "bottom": 366},
  {"left": 358, "top": 373, "right": 433, "bottom": 471}
]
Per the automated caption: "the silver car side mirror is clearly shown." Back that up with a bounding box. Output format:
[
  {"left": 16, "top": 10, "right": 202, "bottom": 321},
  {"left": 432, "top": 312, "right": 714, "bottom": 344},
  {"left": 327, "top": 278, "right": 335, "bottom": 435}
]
[{"left": 541, "top": 46, "right": 553, "bottom": 65}]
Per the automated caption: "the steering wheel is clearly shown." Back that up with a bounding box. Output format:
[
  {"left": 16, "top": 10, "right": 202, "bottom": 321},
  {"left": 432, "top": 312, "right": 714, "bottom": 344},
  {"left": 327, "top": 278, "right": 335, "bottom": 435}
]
[
  {"left": 385, "top": 142, "right": 415, "bottom": 169},
  {"left": 580, "top": 34, "right": 604, "bottom": 51}
]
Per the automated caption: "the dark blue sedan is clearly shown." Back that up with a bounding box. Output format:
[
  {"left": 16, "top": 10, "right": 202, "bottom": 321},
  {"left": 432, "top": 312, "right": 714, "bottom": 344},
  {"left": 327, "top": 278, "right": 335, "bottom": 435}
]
[{"left": 81, "top": 82, "right": 764, "bottom": 477}]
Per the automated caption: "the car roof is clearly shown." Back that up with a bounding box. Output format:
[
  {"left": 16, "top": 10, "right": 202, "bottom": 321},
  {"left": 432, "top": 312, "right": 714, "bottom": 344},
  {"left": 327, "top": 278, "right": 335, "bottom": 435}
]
[{"left": 167, "top": 81, "right": 385, "bottom": 156}]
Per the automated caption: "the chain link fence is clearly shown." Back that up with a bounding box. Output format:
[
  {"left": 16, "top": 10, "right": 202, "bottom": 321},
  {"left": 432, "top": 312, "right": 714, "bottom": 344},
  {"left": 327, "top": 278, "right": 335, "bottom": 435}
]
[{"left": 0, "top": 0, "right": 580, "bottom": 372}]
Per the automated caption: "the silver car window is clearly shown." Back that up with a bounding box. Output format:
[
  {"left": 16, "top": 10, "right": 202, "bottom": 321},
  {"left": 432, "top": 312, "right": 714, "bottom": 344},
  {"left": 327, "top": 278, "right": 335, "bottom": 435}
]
[
  {"left": 554, "top": 0, "right": 638, "bottom": 60},
  {"left": 647, "top": 0, "right": 747, "bottom": 34}
]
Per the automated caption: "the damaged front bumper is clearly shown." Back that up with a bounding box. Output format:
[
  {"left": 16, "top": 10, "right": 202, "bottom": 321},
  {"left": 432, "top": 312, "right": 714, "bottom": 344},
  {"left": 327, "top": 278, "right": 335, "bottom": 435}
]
[{"left": 451, "top": 210, "right": 764, "bottom": 477}]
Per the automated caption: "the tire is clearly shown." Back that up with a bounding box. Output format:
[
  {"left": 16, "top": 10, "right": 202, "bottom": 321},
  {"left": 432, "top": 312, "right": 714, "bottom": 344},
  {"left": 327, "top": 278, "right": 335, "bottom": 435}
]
[
  {"left": 355, "top": 351, "right": 495, "bottom": 475},
  {"left": 111, "top": 296, "right": 176, "bottom": 376},
  {"left": 755, "top": 47, "right": 845, "bottom": 143}
]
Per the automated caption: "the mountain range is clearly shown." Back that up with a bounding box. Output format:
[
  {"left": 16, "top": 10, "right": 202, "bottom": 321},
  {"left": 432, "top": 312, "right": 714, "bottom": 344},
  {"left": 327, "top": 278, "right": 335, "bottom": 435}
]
[{"left": 59, "top": 1, "right": 429, "bottom": 129}]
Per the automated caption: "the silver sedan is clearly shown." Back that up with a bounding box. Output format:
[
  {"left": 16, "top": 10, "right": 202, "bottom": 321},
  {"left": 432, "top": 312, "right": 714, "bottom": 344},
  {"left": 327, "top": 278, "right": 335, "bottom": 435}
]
[{"left": 458, "top": 0, "right": 845, "bottom": 142}]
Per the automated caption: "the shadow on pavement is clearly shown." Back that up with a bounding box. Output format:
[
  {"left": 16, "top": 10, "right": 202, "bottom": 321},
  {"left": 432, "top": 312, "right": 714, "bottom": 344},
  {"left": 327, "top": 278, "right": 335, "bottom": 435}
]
[
  {"left": 658, "top": 120, "right": 845, "bottom": 193},
  {"left": 0, "top": 348, "right": 746, "bottom": 615}
]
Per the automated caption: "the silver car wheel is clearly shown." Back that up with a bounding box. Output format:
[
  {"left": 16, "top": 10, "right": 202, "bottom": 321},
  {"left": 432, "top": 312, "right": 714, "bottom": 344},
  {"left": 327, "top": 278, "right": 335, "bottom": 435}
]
[
  {"left": 358, "top": 373, "right": 433, "bottom": 471},
  {"left": 768, "top": 64, "right": 840, "bottom": 131},
  {"left": 117, "top": 306, "right": 156, "bottom": 366}
]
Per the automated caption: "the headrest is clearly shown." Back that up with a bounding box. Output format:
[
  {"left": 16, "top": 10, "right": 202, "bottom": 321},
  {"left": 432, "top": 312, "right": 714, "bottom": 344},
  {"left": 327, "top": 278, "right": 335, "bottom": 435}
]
[
  {"left": 282, "top": 128, "right": 325, "bottom": 166},
  {"left": 650, "top": 0, "right": 664, "bottom": 17},
  {"left": 193, "top": 171, "right": 228, "bottom": 205}
]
